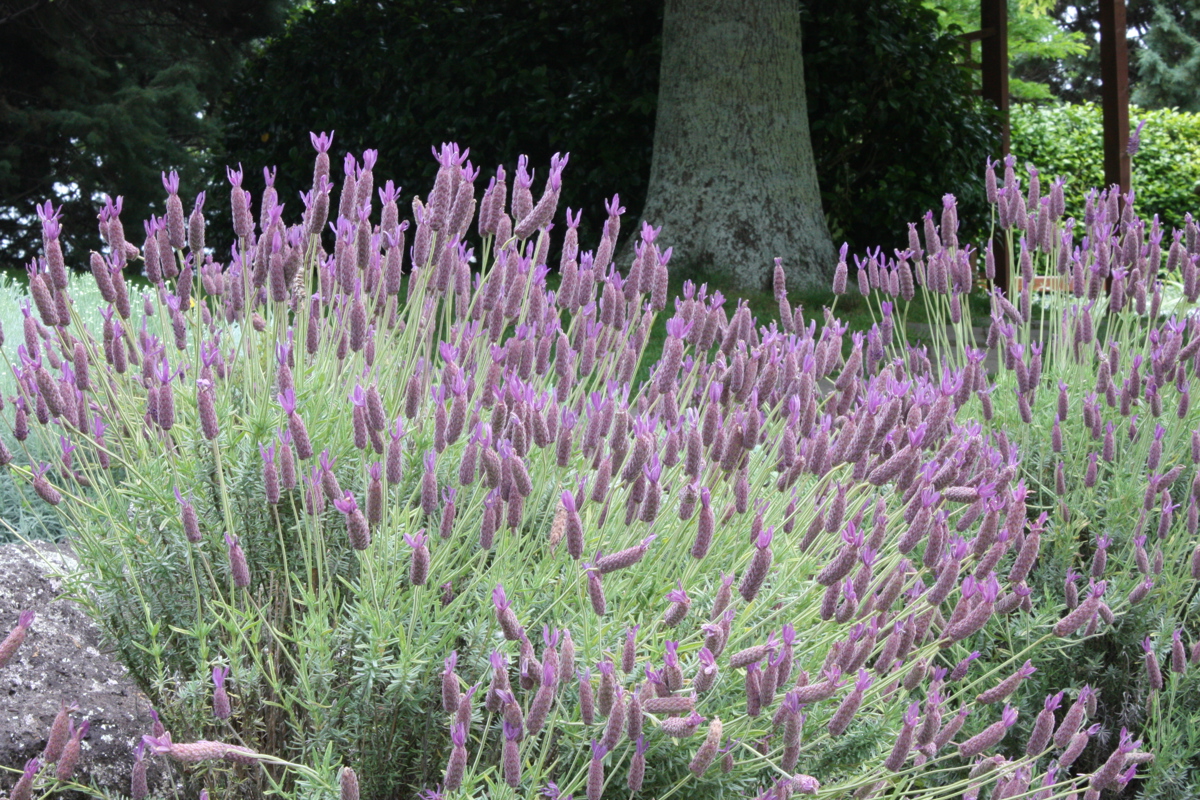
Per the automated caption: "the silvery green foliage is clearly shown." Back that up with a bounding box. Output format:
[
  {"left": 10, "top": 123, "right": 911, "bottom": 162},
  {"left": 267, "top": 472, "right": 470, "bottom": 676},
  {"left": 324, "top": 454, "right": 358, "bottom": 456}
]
[{"left": 5, "top": 143, "right": 1191, "bottom": 800}]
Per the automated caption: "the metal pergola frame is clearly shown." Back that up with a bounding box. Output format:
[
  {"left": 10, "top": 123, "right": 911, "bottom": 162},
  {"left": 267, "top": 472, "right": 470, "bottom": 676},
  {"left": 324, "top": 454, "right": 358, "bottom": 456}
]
[{"left": 972, "top": 0, "right": 1129, "bottom": 295}]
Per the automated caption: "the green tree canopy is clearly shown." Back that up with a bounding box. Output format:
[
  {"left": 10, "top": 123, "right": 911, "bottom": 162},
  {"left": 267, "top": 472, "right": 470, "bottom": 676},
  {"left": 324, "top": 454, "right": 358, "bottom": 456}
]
[
  {"left": 966, "top": 1, "right": 1187, "bottom": 108},
  {"left": 1133, "top": 0, "right": 1200, "bottom": 111},
  {"left": 926, "top": 0, "right": 1090, "bottom": 100},
  {"left": 0, "top": 0, "right": 286, "bottom": 268}
]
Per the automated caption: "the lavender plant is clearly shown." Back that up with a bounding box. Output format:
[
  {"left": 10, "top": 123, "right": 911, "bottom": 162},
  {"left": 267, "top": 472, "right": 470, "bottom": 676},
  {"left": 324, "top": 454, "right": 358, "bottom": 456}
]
[
  {"left": 0, "top": 269, "right": 140, "bottom": 541},
  {"left": 840, "top": 154, "right": 1200, "bottom": 797},
  {"left": 0, "top": 136, "right": 1182, "bottom": 800}
]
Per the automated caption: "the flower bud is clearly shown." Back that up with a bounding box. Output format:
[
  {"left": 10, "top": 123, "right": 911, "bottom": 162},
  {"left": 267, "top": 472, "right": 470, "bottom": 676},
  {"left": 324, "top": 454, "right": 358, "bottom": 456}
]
[
  {"left": 443, "top": 723, "right": 467, "bottom": 791},
  {"left": 340, "top": 766, "right": 359, "bottom": 800},
  {"left": 55, "top": 720, "right": 88, "bottom": 780},
  {"left": 224, "top": 533, "right": 250, "bottom": 588},
  {"left": 212, "top": 666, "right": 232, "bottom": 720},
  {"left": 958, "top": 705, "right": 1018, "bottom": 758},
  {"left": 738, "top": 527, "right": 774, "bottom": 602},
  {"left": 405, "top": 530, "right": 429, "bottom": 585},
  {"left": 587, "top": 740, "right": 607, "bottom": 800},
  {"left": 12, "top": 757, "right": 39, "bottom": 800},
  {"left": 43, "top": 701, "right": 78, "bottom": 762}
]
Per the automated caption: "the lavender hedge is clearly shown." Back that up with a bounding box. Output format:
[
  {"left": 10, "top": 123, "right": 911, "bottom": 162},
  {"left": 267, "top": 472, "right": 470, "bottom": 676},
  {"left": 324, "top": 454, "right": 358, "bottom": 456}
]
[{"left": 0, "top": 137, "right": 1196, "bottom": 800}]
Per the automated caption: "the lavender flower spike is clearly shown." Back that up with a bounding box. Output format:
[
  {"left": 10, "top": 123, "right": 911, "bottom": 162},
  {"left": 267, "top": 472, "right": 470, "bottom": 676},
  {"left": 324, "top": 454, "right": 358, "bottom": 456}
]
[
  {"left": 421, "top": 450, "right": 439, "bottom": 516},
  {"left": 1127, "top": 119, "right": 1147, "bottom": 157},
  {"left": 792, "top": 775, "right": 821, "bottom": 795},
  {"left": 628, "top": 736, "right": 648, "bottom": 792},
  {"left": 594, "top": 534, "right": 656, "bottom": 574},
  {"left": 340, "top": 766, "right": 360, "bottom": 800},
  {"left": 688, "top": 717, "right": 724, "bottom": 776},
  {"left": 10, "top": 757, "right": 39, "bottom": 800},
  {"left": 976, "top": 660, "right": 1036, "bottom": 704},
  {"left": 585, "top": 564, "right": 606, "bottom": 616},
  {"left": 175, "top": 487, "right": 203, "bottom": 543},
  {"left": 958, "top": 704, "right": 1018, "bottom": 758},
  {"left": 442, "top": 651, "right": 460, "bottom": 713},
  {"left": 1025, "top": 691, "right": 1063, "bottom": 756},
  {"left": 502, "top": 721, "right": 522, "bottom": 787},
  {"left": 54, "top": 721, "right": 86, "bottom": 780},
  {"left": 692, "top": 486, "right": 714, "bottom": 559},
  {"left": 664, "top": 582, "right": 691, "bottom": 627},
  {"left": 162, "top": 170, "right": 185, "bottom": 248},
  {"left": 885, "top": 702, "right": 921, "bottom": 771},
  {"left": 493, "top": 584, "right": 524, "bottom": 640},
  {"left": 561, "top": 490, "right": 584, "bottom": 560},
  {"left": 1091, "top": 728, "right": 1140, "bottom": 790},
  {"left": 405, "top": 530, "right": 430, "bottom": 586},
  {"left": 278, "top": 388, "right": 313, "bottom": 459},
  {"left": 514, "top": 153, "right": 570, "bottom": 239},
  {"left": 443, "top": 722, "right": 468, "bottom": 791},
  {"left": 1143, "top": 636, "right": 1164, "bottom": 691},
  {"left": 224, "top": 533, "right": 251, "bottom": 588},
  {"left": 622, "top": 624, "right": 640, "bottom": 674},
  {"left": 661, "top": 711, "right": 706, "bottom": 738},
  {"left": 1054, "top": 580, "right": 1106, "bottom": 637},
  {"left": 334, "top": 492, "right": 372, "bottom": 551},
  {"left": 828, "top": 669, "right": 872, "bottom": 736},
  {"left": 738, "top": 526, "right": 774, "bottom": 602},
  {"left": 44, "top": 701, "right": 78, "bottom": 761},
  {"left": 587, "top": 739, "right": 607, "bottom": 800},
  {"left": 0, "top": 610, "right": 35, "bottom": 668},
  {"left": 143, "top": 731, "right": 261, "bottom": 764},
  {"left": 212, "top": 666, "right": 232, "bottom": 720}
]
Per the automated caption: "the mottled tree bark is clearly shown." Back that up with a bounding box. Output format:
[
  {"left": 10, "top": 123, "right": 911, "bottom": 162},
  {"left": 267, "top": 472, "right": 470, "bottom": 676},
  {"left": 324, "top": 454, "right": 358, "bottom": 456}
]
[{"left": 638, "top": 0, "right": 836, "bottom": 291}]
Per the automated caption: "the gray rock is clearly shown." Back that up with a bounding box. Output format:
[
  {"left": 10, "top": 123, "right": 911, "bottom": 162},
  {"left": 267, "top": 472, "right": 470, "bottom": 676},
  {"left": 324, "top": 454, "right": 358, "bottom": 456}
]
[{"left": 0, "top": 541, "right": 163, "bottom": 797}]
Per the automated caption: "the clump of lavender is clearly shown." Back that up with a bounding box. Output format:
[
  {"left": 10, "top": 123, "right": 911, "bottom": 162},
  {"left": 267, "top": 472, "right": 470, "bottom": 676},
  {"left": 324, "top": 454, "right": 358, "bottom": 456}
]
[{"left": 5, "top": 140, "right": 1186, "bottom": 800}]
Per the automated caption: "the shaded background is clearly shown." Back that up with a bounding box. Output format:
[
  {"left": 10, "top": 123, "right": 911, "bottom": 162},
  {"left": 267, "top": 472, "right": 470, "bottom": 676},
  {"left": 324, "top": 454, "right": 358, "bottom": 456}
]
[{"left": 1, "top": 0, "right": 1197, "bottom": 269}]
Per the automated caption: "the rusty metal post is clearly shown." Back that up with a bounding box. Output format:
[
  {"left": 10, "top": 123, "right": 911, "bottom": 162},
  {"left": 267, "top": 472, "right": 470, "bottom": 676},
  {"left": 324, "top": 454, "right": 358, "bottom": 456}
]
[
  {"left": 980, "top": 0, "right": 1010, "bottom": 295},
  {"left": 1099, "top": 0, "right": 1131, "bottom": 194},
  {"left": 980, "top": 0, "right": 1009, "bottom": 155}
]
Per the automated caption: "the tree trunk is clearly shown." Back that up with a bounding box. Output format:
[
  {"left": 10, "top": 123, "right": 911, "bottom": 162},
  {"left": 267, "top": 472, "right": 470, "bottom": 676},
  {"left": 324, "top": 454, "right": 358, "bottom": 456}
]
[{"left": 638, "top": 0, "right": 836, "bottom": 292}]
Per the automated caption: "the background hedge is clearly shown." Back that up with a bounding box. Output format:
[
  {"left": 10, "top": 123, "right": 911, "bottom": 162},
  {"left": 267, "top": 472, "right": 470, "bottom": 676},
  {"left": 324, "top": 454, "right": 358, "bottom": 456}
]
[{"left": 1011, "top": 102, "right": 1200, "bottom": 232}]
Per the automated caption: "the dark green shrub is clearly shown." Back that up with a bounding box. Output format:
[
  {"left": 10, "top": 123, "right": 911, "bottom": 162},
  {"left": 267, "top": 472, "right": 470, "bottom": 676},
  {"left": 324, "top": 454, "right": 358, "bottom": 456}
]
[
  {"left": 1011, "top": 102, "right": 1200, "bottom": 231},
  {"left": 800, "top": 0, "right": 999, "bottom": 251},
  {"left": 223, "top": 0, "right": 998, "bottom": 255},
  {"left": 222, "top": 0, "right": 662, "bottom": 252}
]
